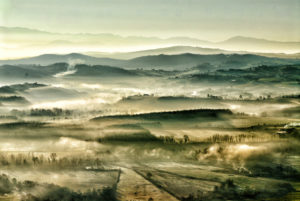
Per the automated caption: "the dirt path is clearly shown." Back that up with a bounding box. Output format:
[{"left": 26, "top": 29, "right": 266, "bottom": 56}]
[{"left": 117, "top": 168, "right": 179, "bottom": 201}]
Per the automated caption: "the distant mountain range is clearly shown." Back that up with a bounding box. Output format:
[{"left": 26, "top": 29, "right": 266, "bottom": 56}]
[
  {"left": 0, "top": 53, "right": 300, "bottom": 76},
  {"left": 1, "top": 26, "right": 300, "bottom": 59},
  {"left": 125, "top": 53, "right": 300, "bottom": 70},
  {"left": 218, "top": 36, "right": 300, "bottom": 53},
  {"left": 84, "top": 46, "right": 239, "bottom": 59},
  {"left": 84, "top": 46, "right": 300, "bottom": 60}
]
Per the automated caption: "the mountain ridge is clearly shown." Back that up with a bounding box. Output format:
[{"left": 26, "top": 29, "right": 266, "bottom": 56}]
[
  {"left": 2, "top": 26, "right": 299, "bottom": 43},
  {"left": 1, "top": 26, "right": 300, "bottom": 57},
  {"left": 1, "top": 52, "right": 299, "bottom": 71}
]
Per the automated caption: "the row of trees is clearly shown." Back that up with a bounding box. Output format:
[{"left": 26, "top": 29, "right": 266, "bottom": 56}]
[
  {"left": 11, "top": 108, "right": 73, "bottom": 117},
  {"left": 158, "top": 135, "right": 190, "bottom": 144},
  {"left": 0, "top": 152, "right": 105, "bottom": 169},
  {"left": 157, "top": 133, "right": 275, "bottom": 145},
  {"left": 204, "top": 133, "right": 276, "bottom": 143}
]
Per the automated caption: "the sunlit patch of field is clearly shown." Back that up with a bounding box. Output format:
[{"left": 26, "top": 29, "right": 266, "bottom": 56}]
[
  {"left": 132, "top": 162, "right": 296, "bottom": 200},
  {"left": 117, "top": 168, "right": 179, "bottom": 201},
  {"left": 136, "top": 168, "right": 219, "bottom": 199}
]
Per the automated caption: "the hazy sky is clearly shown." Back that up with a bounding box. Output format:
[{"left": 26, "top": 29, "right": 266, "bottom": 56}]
[{"left": 1, "top": 0, "right": 300, "bottom": 41}]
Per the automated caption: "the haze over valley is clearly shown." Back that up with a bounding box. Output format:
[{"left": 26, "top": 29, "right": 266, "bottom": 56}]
[{"left": 0, "top": 0, "right": 300, "bottom": 200}]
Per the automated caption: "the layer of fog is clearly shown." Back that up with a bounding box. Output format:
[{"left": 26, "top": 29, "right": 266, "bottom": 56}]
[{"left": 1, "top": 79, "right": 299, "bottom": 123}]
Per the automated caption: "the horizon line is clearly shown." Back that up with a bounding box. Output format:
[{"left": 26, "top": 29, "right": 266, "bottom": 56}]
[{"left": 1, "top": 25, "right": 300, "bottom": 43}]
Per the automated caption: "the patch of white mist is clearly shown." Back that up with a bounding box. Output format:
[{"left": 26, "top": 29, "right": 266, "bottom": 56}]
[{"left": 53, "top": 58, "right": 85, "bottom": 78}]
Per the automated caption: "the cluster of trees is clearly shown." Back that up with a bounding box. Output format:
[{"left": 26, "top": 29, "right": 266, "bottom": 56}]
[
  {"left": 0, "top": 95, "right": 27, "bottom": 102},
  {"left": 158, "top": 135, "right": 190, "bottom": 144},
  {"left": 244, "top": 163, "right": 300, "bottom": 181},
  {"left": 281, "top": 94, "right": 300, "bottom": 99},
  {"left": 0, "top": 152, "right": 104, "bottom": 169},
  {"left": 0, "top": 174, "right": 117, "bottom": 201},
  {"left": 206, "top": 93, "right": 274, "bottom": 101},
  {"left": 10, "top": 108, "right": 73, "bottom": 117},
  {"left": 30, "top": 108, "right": 72, "bottom": 116},
  {"left": 153, "top": 133, "right": 271, "bottom": 144},
  {"left": 206, "top": 94, "right": 223, "bottom": 100},
  {"left": 255, "top": 95, "right": 272, "bottom": 101},
  {"left": 0, "top": 82, "right": 46, "bottom": 94},
  {"left": 205, "top": 134, "right": 270, "bottom": 143}
]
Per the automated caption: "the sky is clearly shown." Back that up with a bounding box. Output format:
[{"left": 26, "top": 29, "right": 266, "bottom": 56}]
[{"left": 0, "top": 0, "right": 299, "bottom": 42}]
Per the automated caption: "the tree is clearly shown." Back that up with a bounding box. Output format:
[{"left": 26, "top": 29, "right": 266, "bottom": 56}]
[{"left": 184, "top": 135, "right": 190, "bottom": 143}]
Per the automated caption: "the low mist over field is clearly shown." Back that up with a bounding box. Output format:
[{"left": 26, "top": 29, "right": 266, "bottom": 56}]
[{"left": 1, "top": 0, "right": 300, "bottom": 201}]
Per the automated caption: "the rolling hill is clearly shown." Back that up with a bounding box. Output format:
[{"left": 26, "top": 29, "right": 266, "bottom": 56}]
[
  {"left": 84, "top": 46, "right": 238, "bottom": 59},
  {"left": 0, "top": 53, "right": 121, "bottom": 66},
  {"left": 1, "top": 53, "right": 299, "bottom": 71}
]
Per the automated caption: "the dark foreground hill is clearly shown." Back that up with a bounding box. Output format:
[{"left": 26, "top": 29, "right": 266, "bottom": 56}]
[{"left": 92, "top": 109, "right": 233, "bottom": 121}]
